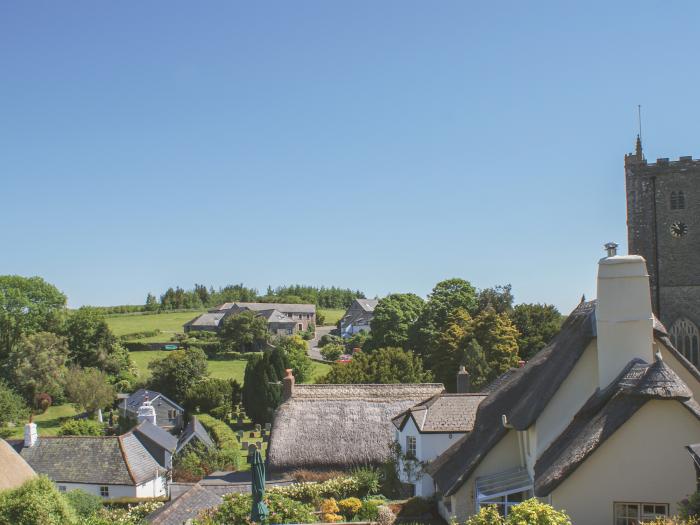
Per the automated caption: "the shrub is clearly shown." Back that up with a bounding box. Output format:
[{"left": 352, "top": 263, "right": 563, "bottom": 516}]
[
  {"left": 465, "top": 499, "right": 572, "bottom": 525},
  {"left": 0, "top": 476, "right": 77, "bottom": 525},
  {"left": 184, "top": 379, "right": 233, "bottom": 414},
  {"left": 0, "top": 380, "right": 29, "bottom": 438},
  {"left": 351, "top": 467, "right": 381, "bottom": 497},
  {"left": 465, "top": 505, "right": 503, "bottom": 525},
  {"left": 318, "top": 334, "right": 343, "bottom": 348},
  {"left": 290, "top": 470, "right": 346, "bottom": 483},
  {"left": 64, "top": 490, "right": 102, "bottom": 518},
  {"left": 320, "top": 343, "right": 344, "bottom": 362},
  {"left": 269, "top": 475, "right": 363, "bottom": 504},
  {"left": 195, "top": 492, "right": 315, "bottom": 524},
  {"left": 196, "top": 414, "right": 239, "bottom": 450},
  {"left": 58, "top": 419, "right": 104, "bottom": 436},
  {"left": 357, "top": 498, "right": 383, "bottom": 521},
  {"left": 338, "top": 497, "right": 362, "bottom": 518},
  {"left": 320, "top": 498, "right": 343, "bottom": 522},
  {"left": 680, "top": 491, "right": 700, "bottom": 519}
]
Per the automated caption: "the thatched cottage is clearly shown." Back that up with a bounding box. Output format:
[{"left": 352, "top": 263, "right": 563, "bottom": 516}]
[
  {"left": 422, "top": 252, "right": 700, "bottom": 525},
  {"left": 267, "top": 372, "right": 444, "bottom": 473},
  {"left": 0, "top": 438, "right": 35, "bottom": 491}
]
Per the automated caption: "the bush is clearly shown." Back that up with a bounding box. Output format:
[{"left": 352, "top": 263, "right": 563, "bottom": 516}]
[
  {"left": 184, "top": 378, "right": 234, "bottom": 414},
  {"left": 290, "top": 470, "right": 346, "bottom": 483},
  {"left": 351, "top": 467, "right": 381, "bottom": 497},
  {"left": 0, "top": 476, "right": 77, "bottom": 525},
  {"left": 320, "top": 498, "right": 343, "bottom": 522},
  {"left": 465, "top": 499, "right": 572, "bottom": 525},
  {"left": 320, "top": 343, "right": 344, "bottom": 362},
  {"left": 357, "top": 498, "right": 383, "bottom": 521},
  {"left": 338, "top": 497, "right": 362, "bottom": 518},
  {"left": 195, "top": 492, "right": 315, "bottom": 524},
  {"left": 64, "top": 490, "right": 102, "bottom": 518},
  {"left": 0, "top": 380, "right": 29, "bottom": 438},
  {"left": 196, "top": 414, "right": 238, "bottom": 450},
  {"left": 58, "top": 419, "right": 104, "bottom": 436},
  {"left": 318, "top": 334, "right": 343, "bottom": 348},
  {"left": 269, "top": 473, "right": 377, "bottom": 504},
  {"left": 680, "top": 491, "right": 700, "bottom": 519}
]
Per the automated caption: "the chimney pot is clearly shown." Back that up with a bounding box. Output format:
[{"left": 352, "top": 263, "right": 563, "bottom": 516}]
[
  {"left": 283, "top": 369, "right": 295, "bottom": 400},
  {"left": 604, "top": 242, "right": 618, "bottom": 257},
  {"left": 456, "top": 366, "right": 470, "bottom": 393}
]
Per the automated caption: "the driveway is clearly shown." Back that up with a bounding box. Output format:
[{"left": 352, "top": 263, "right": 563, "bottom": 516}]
[{"left": 307, "top": 325, "right": 335, "bottom": 361}]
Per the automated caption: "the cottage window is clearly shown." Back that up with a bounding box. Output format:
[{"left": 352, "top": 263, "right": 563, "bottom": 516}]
[
  {"left": 58, "top": 486, "right": 66, "bottom": 492},
  {"left": 475, "top": 468, "right": 533, "bottom": 516},
  {"left": 406, "top": 436, "right": 417, "bottom": 459},
  {"left": 670, "top": 318, "right": 700, "bottom": 366},
  {"left": 614, "top": 502, "right": 668, "bottom": 524},
  {"left": 100, "top": 486, "right": 109, "bottom": 498}
]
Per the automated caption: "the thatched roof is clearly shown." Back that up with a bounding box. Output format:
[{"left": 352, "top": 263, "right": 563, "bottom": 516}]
[
  {"left": 267, "top": 383, "right": 444, "bottom": 472},
  {"left": 425, "top": 300, "right": 597, "bottom": 496},
  {"left": 392, "top": 393, "right": 486, "bottom": 433},
  {"left": 0, "top": 439, "right": 35, "bottom": 491},
  {"left": 534, "top": 356, "right": 697, "bottom": 496}
]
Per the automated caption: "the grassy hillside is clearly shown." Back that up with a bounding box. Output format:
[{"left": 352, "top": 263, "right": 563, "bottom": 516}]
[
  {"left": 7, "top": 404, "right": 78, "bottom": 439},
  {"left": 106, "top": 310, "right": 205, "bottom": 339},
  {"left": 318, "top": 308, "right": 345, "bottom": 326}
]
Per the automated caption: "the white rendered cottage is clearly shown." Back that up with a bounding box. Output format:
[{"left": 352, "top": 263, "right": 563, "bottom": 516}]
[
  {"left": 425, "top": 251, "right": 700, "bottom": 525},
  {"left": 392, "top": 367, "right": 486, "bottom": 497}
]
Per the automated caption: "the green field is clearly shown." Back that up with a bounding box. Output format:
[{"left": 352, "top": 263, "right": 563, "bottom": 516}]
[
  {"left": 7, "top": 404, "right": 79, "bottom": 439},
  {"left": 106, "top": 310, "right": 205, "bottom": 339},
  {"left": 318, "top": 308, "right": 345, "bottom": 326},
  {"left": 129, "top": 350, "right": 330, "bottom": 383}
]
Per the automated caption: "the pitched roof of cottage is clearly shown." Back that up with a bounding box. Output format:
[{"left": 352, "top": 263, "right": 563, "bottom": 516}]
[
  {"left": 341, "top": 299, "right": 379, "bottom": 327},
  {"left": 392, "top": 393, "right": 486, "bottom": 433},
  {"left": 123, "top": 389, "right": 184, "bottom": 414},
  {"left": 267, "top": 383, "right": 444, "bottom": 472},
  {"left": 0, "top": 439, "right": 35, "bottom": 491},
  {"left": 212, "top": 302, "right": 315, "bottom": 314},
  {"left": 184, "top": 312, "right": 227, "bottom": 329},
  {"left": 425, "top": 300, "right": 597, "bottom": 496},
  {"left": 19, "top": 433, "right": 165, "bottom": 485},
  {"left": 534, "top": 357, "right": 698, "bottom": 496},
  {"left": 148, "top": 483, "right": 223, "bottom": 525},
  {"left": 134, "top": 420, "right": 178, "bottom": 453},
  {"left": 176, "top": 416, "right": 214, "bottom": 453},
  {"left": 257, "top": 309, "right": 296, "bottom": 324},
  {"left": 355, "top": 299, "right": 379, "bottom": 312}
]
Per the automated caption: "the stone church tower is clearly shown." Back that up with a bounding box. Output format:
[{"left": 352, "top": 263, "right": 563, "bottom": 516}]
[{"left": 625, "top": 137, "right": 700, "bottom": 366}]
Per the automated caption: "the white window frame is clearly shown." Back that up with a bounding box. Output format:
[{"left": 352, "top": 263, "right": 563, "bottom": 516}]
[
  {"left": 406, "top": 435, "right": 417, "bottom": 459},
  {"left": 100, "top": 485, "right": 110, "bottom": 498},
  {"left": 614, "top": 502, "right": 669, "bottom": 525}
]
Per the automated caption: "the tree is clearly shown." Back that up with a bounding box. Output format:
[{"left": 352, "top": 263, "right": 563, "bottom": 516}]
[
  {"left": 219, "top": 311, "right": 269, "bottom": 352},
  {"left": 148, "top": 348, "right": 209, "bottom": 401},
  {"left": 8, "top": 332, "right": 69, "bottom": 404},
  {"left": 184, "top": 378, "right": 234, "bottom": 414},
  {"left": 57, "top": 418, "right": 104, "bottom": 436},
  {"left": 242, "top": 348, "right": 289, "bottom": 424},
  {"left": 320, "top": 347, "right": 433, "bottom": 384},
  {"left": 477, "top": 284, "right": 514, "bottom": 315},
  {"left": 320, "top": 343, "right": 344, "bottom": 362},
  {"left": 0, "top": 476, "right": 77, "bottom": 525},
  {"left": 367, "top": 294, "right": 424, "bottom": 351},
  {"left": 0, "top": 275, "right": 66, "bottom": 359},
  {"left": 0, "top": 380, "right": 29, "bottom": 438},
  {"left": 63, "top": 367, "right": 115, "bottom": 416},
  {"left": 470, "top": 308, "right": 521, "bottom": 388},
  {"left": 145, "top": 293, "right": 159, "bottom": 312},
  {"left": 409, "top": 278, "right": 478, "bottom": 358},
  {"left": 510, "top": 303, "right": 562, "bottom": 360},
  {"left": 63, "top": 307, "right": 129, "bottom": 374},
  {"left": 276, "top": 335, "right": 312, "bottom": 383}
]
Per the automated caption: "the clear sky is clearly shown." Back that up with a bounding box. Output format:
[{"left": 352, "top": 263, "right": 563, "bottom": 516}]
[{"left": 2, "top": 1, "right": 699, "bottom": 312}]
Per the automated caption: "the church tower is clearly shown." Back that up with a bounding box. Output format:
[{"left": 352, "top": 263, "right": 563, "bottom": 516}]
[{"left": 625, "top": 137, "right": 700, "bottom": 366}]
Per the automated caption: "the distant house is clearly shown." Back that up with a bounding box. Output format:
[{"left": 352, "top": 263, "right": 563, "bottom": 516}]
[
  {"left": 133, "top": 420, "right": 178, "bottom": 470},
  {"left": 121, "top": 389, "right": 184, "bottom": 432},
  {"left": 184, "top": 302, "right": 316, "bottom": 335},
  {"left": 267, "top": 369, "right": 444, "bottom": 473},
  {"left": 0, "top": 438, "right": 35, "bottom": 491},
  {"left": 176, "top": 416, "right": 214, "bottom": 454},
  {"left": 339, "top": 299, "right": 378, "bottom": 338},
  {"left": 18, "top": 425, "right": 167, "bottom": 499},
  {"left": 392, "top": 367, "right": 486, "bottom": 497}
]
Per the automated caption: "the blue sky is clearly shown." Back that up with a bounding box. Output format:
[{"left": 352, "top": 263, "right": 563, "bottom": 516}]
[{"left": 2, "top": 1, "right": 699, "bottom": 312}]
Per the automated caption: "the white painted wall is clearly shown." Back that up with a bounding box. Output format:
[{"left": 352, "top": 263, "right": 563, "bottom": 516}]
[
  {"left": 550, "top": 400, "right": 700, "bottom": 525},
  {"left": 54, "top": 476, "right": 166, "bottom": 499},
  {"left": 660, "top": 342, "right": 700, "bottom": 400},
  {"left": 136, "top": 475, "right": 167, "bottom": 498}
]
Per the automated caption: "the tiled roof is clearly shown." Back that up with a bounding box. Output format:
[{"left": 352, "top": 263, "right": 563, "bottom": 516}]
[
  {"left": 212, "top": 302, "right": 315, "bottom": 313},
  {"left": 123, "top": 389, "right": 184, "bottom": 413},
  {"left": 184, "top": 312, "right": 226, "bottom": 328},
  {"left": 176, "top": 417, "right": 214, "bottom": 453},
  {"left": 134, "top": 420, "right": 178, "bottom": 453},
  {"left": 393, "top": 393, "right": 486, "bottom": 433},
  {"left": 148, "top": 484, "right": 222, "bottom": 525},
  {"left": 20, "top": 434, "right": 164, "bottom": 485}
]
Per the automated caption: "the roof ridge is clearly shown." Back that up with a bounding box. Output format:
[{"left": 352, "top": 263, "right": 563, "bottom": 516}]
[{"left": 117, "top": 433, "right": 137, "bottom": 485}]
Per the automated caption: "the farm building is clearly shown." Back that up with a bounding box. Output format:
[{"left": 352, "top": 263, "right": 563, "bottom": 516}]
[{"left": 184, "top": 302, "right": 316, "bottom": 334}]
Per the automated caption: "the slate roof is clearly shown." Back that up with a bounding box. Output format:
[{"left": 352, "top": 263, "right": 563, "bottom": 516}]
[
  {"left": 183, "top": 312, "right": 226, "bottom": 329},
  {"left": 148, "top": 484, "right": 222, "bottom": 525},
  {"left": 257, "top": 309, "right": 296, "bottom": 324},
  {"left": 176, "top": 416, "right": 214, "bottom": 453},
  {"left": 534, "top": 356, "right": 698, "bottom": 496},
  {"left": 212, "top": 302, "right": 315, "bottom": 314},
  {"left": 0, "top": 439, "right": 35, "bottom": 491},
  {"left": 123, "top": 389, "right": 184, "bottom": 414},
  {"left": 355, "top": 299, "right": 379, "bottom": 312},
  {"left": 425, "top": 300, "right": 597, "bottom": 496},
  {"left": 392, "top": 393, "right": 486, "bottom": 433},
  {"left": 134, "top": 420, "right": 178, "bottom": 453},
  {"left": 20, "top": 434, "right": 164, "bottom": 485},
  {"left": 268, "top": 383, "right": 444, "bottom": 471}
]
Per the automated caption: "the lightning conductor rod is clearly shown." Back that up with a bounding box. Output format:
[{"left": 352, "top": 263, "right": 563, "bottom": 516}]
[{"left": 638, "top": 104, "right": 642, "bottom": 142}]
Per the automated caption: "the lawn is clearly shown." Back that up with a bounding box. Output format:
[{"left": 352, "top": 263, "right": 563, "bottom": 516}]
[
  {"left": 318, "top": 308, "right": 345, "bottom": 326},
  {"left": 7, "top": 404, "right": 79, "bottom": 439},
  {"left": 106, "top": 310, "right": 205, "bottom": 338}
]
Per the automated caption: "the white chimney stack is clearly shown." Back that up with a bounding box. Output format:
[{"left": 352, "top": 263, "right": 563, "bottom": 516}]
[
  {"left": 595, "top": 246, "right": 654, "bottom": 389},
  {"left": 24, "top": 422, "right": 37, "bottom": 448},
  {"left": 137, "top": 394, "right": 157, "bottom": 426}
]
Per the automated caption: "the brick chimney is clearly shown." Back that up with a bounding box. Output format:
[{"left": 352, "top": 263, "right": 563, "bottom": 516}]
[
  {"left": 595, "top": 245, "right": 654, "bottom": 389},
  {"left": 24, "top": 422, "right": 37, "bottom": 448},
  {"left": 283, "top": 369, "right": 295, "bottom": 400},
  {"left": 456, "top": 366, "right": 470, "bottom": 393}
]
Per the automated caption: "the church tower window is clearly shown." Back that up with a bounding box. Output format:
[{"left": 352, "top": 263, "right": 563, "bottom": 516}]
[
  {"left": 671, "top": 191, "right": 686, "bottom": 210},
  {"left": 670, "top": 318, "right": 700, "bottom": 366}
]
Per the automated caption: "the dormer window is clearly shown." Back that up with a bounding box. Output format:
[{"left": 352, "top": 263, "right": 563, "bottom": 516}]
[{"left": 671, "top": 191, "right": 686, "bottom": 210}]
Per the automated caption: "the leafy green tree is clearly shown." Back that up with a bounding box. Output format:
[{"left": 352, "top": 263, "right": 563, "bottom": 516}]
[
  {"left": 320, "top": 347, "right": 433, "bottom": 384},
  {"left": 510, "top": 303, "right": 562, "bottom": 360},
  {"left": 9, "top": 332, "right": 69, "bottom": 404},
  {"left": 477, "top": 284, "right": 514, "bottom": 314},
  {"left": 276, "top": 335, "right": 312, "bottom": 383},
  {"left": 472, "top": 307, "right": 521, "bottom": 378},
  {"left": 62, "top": 307, "right": 130, "bottom": 374},
  {"left": 242, "top": 348, "right": 290, "bottom": 424},
  {"left": 57, "top": 418, "right": 104, "bottom": 436},
  {"left": 320, "top": 343, "right": 344, "bottom": 362},
  {"left": 63, "top": 367, "right": 115, "bottom": 416},
  {"left": 148, "top": 348, "right": 209, "bottom": 401},
  {"left": 367, "top": 294, "right": 424, "bottom": 351},
  {"left": 0, "top": 475, "right": 77, "bottom": 525},
  {"left": 0, "top": 275, "right": 66, "bottom": 359},
  {"left": 145, "top": 293, "right": 159, "bottom": 312},
  {"left": 219, "top": 311, "right": 269, "bottom": 352},
  {"left": 0, "top": 380, "right": 29, "bottom": 438},
  {"left": 184, "top": 378, "right": 235, "bottom": 414},
  {"left": 409, "top": 278, "right": 478, "bottom": 359}
]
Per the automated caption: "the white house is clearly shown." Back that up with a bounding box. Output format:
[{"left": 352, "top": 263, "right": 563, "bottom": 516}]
[
  {"left": 340, "top": 299, "right": 378, "bottom": 338},
  {"left": 392, "top": 367, "right": 486, "bottom": 497},
  {"left": 424, "top": 250, "right": 700, "bottom": 525},
  {"left": 19, "top": 423, "right": 167, "bottom": 499}
]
